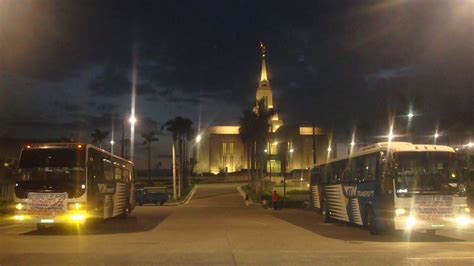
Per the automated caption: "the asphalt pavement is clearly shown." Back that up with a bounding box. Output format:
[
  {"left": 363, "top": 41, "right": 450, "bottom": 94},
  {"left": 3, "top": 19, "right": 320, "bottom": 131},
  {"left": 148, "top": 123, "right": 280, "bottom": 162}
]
[{"left": 1, "top": 183, "right": 474, "bottom": 265}]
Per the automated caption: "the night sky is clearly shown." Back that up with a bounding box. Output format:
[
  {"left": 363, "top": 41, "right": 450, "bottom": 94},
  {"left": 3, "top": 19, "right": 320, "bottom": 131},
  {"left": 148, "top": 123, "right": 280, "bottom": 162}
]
[{"left": 0, "top": 0, "right": 473, "bottom": 169}]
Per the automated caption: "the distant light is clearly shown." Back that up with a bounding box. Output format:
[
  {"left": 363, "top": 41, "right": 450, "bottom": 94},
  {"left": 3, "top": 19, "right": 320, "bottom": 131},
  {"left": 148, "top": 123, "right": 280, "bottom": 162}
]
[
  {"left": 264, "top": 149, "right": 268, "bottom": 153},
  {"left": 434, "top": 133, "right": 439, "bottom": 139},
  {"left": 387, "top": 132, "right": 394, "bottom": 142},
  {"left": 196, "top": 135, "right": 202, "bottom": 143},
  {"left": 273, "top": 141, "right": 278, "bottom": 145},
  {"left": 289, "top": 148, "right": 294, "bottom": 153},
  {"left": 350, "top": 141, "right": 355, "bottom": 147},
  {"left": 128, "top": 115, "right": 137, "bottom": 125},
  {"left": 468, "top": 142, "right": 474, "bottom": 148},
  {"left": 455, "top": 147, "right": 460, "bottom": 151},
  {"left": 327, "top": 147, "right": 332, "bottom": 152},
  {"left": 110, "top": 140, "right": 115, "bottom": 145},
  {"left": 77, "top": 144, "right": 82, "bottom": 148},
  {"left": 407, "top": 112, "right": 414, "bottom": 119},
  {"left": 26, "top": 145, "right": 31, "bottom": 149},
  {"left": 300, "top": 177, "right": 304, "bottom": 182}
]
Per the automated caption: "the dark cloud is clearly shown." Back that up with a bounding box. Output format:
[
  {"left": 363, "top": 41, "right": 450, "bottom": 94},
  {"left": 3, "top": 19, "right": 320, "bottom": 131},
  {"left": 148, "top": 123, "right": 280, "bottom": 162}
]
[
  {"left": 0, "top": 0, "right": 472, "bottom": 142},
  {"left": 88, "top": 65, "right": 156, "bottom": 97}
]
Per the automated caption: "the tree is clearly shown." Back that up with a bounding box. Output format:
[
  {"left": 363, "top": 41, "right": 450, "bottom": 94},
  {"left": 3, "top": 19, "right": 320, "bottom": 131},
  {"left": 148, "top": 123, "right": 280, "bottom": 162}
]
[
  {"left": 91, "top": 129, "right": 109, "bottom": 148},
  {"left": 239, "top": 110, "right": 258, "bottom": 187},
  {"left": 238, "top": 99, "right": 275, "bottom": 193},
  {"left": 162, "top": 117, "right": 194, "bottom": 199},
  {"left": 142, "top": 130, "right": 159, "bottom": 186}
]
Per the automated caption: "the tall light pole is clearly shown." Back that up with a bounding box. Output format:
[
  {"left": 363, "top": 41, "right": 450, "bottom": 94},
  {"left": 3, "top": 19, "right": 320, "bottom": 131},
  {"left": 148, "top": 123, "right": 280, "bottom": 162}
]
[
  {"left": 121, "top": 115, "right": 137, "bottom": 159},
  {"left": 129, "top": 115, "right": 137, "bottom": 162},
  {"left": 433, "top": 132, "right": 439, "bottom": 145}
]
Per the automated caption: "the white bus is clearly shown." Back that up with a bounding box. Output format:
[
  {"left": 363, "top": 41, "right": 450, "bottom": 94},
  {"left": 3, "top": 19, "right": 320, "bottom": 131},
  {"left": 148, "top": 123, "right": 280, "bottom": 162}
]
[
  {"left": 311, "top": 142, "right": 471, "bottom": 235},
  {"left": 13, "top": 143, "right": 136, "bottom": 229}
]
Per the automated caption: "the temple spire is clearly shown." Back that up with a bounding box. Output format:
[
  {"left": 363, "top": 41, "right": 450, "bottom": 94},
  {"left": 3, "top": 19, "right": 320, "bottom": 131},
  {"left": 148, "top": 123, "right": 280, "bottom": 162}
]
[{"left": 260, "top": 42, "right": 268, "bottom": 81}]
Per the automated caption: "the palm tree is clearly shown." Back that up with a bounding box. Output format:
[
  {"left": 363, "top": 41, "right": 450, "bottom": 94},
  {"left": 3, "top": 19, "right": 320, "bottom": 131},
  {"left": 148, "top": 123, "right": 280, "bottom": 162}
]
[
  {"left": 238, "top": 99, "right": 275, "bottom": 193},
  {"left": 162, "top": 117, "right": 194, "bottom": 199},
  {"left": 239, "top": 110, "right": 258, "bottom": 187},
  {"left": 162, "top": 119, "right": 179, "bottom": 200},
  {"left": 91, "top": 129, "right": 109, "bottom": 148},
  {"left": 142, "top": 130, "right": 159, "bottom": 186}
]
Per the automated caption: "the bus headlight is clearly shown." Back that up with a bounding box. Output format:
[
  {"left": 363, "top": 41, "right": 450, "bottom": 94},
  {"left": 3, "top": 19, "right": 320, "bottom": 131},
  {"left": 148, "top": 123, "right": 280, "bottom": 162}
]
[
  {"left": 15, "top": 203, "right": 24, "bottom": 211},
  {"left": 395, "top": 208, "right": 407, "bottom": 216},
  {"left": 68, "top": 203, "right": 85, "bottom": 210},
  {"left": 406, "top": 216, "right": 417, "bottom": 229},
  {"left": 13, "top": 215, "right": 25, "bottom": 221},
  {"left": 69, "top": 213, "right": 86, "bottom": 222},
  {"left": 455, "top": 216, "right": 472, "bottom": 226}
]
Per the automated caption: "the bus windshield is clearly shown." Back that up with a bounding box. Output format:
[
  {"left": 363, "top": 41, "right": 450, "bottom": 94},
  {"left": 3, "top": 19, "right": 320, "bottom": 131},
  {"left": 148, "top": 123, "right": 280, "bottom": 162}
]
[
  {"left": 16, "top": 148, "right": 86, "bottom": 198},
  {"left": 394, "top": 152, "right": 462, "bottom": 195}
]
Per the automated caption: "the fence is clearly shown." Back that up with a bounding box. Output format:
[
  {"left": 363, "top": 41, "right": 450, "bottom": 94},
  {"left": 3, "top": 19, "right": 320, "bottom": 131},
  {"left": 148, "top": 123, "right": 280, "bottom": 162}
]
[{"left": 0, "top": 183, "right": 14, "bottom": 201}]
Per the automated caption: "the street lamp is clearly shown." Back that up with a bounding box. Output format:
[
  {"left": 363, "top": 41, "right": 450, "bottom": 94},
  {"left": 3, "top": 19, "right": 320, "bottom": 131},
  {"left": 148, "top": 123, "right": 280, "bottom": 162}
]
[
  {"left": 433, "top": 132, "right": 439, "bottom": 144},
  {"left": 195, "top": 134, "right": 202, "bottom": 143},
  {"left": 121, "top": 115, "right": 137, "bottom": 159},
  {"left": 128, "top": 115, "right": 137, "bottom": 125}
]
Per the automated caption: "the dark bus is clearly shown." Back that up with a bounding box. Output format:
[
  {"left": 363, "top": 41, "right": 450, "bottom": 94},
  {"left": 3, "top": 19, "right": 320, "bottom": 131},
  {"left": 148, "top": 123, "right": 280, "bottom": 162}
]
[{"left": 13, "top": 143, "right": 136, "bottom": 228}]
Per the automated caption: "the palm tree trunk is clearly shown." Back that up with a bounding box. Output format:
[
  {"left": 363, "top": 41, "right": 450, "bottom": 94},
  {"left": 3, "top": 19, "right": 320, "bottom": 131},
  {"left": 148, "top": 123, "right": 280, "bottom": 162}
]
[
  {"left": 178, "top": 137, "right": 183, "bottom": 198},
  {"left": 147, "top": 143, "right": 151, "bottom": 185},
  {"left": 247, "top": 140, "right": 251, "bottom": 187},
  {"left": 172, "top": 141, "right": 177, "bottom": 200}
]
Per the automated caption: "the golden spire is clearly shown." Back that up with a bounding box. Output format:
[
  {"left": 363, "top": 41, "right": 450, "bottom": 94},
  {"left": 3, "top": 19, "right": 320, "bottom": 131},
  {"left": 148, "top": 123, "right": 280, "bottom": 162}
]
[{"left": 260, "top": 42, "right": 268, "bottom": 81}]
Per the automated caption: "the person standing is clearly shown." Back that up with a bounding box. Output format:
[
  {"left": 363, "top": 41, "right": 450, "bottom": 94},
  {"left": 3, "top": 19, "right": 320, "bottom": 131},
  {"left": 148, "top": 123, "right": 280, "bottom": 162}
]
[{"left": 272, "top": 190, "right": 279, "bottom": 210}]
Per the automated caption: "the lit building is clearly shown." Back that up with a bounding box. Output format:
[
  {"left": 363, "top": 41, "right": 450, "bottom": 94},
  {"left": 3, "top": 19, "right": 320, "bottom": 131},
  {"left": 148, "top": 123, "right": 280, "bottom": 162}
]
[{"left": 195, "top": 43, "right": 332, "bottom": 175}]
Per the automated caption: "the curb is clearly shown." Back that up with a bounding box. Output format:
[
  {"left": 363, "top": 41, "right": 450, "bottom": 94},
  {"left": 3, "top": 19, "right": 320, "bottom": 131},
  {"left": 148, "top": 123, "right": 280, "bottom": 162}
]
[
  {"left": 163, "top": 185, "right": 198, "bottom": 206},
  {"left": 183, "top": 185, "right": 198, "bottom": 204},
  {"left": 236, "top": 186, "right": 254, "bottom": 206}
]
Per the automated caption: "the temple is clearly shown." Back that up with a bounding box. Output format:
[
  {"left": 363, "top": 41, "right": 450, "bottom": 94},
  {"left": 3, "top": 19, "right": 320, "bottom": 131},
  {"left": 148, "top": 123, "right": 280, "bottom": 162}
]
[{"left": 195, "top": 43, "right": 332, "bottom": 175}]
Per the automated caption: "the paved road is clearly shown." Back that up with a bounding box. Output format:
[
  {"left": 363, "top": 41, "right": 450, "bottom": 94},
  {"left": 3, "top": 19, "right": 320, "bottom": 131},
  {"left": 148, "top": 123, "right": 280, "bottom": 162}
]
[{"left": 1, "top": 183, "right": 474, "bottom": 265}]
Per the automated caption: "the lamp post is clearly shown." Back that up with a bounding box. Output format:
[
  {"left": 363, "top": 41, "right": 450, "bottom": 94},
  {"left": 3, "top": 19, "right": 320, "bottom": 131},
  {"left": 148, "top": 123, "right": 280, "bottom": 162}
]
[
  {"left": 121, "top": 115, "right": 137, "bottom": 159},
  {"left": 110, "top": 140, "right": 115, "bottom": 154},
  {"left": 433, "top": 132, "right": 439, "bottom": 145}
]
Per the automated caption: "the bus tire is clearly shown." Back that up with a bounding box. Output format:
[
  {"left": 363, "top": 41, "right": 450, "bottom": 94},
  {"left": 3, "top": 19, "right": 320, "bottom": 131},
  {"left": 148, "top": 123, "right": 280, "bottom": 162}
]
[
  {"left": 322, "top": 201, "right": 331, "bottom": 223},
  {"left": 37, "top": 223, "right": 48, "bottom": 231},
  {"left": 426, "top": 229, "right": 436, "bottom": 236},
  {"left": 365, "top": 207, "right": 379, "bottom": 235}
]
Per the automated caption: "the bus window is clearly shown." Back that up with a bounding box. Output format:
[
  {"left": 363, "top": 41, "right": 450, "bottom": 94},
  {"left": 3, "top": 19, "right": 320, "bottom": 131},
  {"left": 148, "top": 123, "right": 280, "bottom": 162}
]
[
  {"left": 103, "top": 157, "right": 113, "bottom": 180},
  {"left": 343, "top": 159, "right": 354, "bottom": 184},
  {"left": 123, "top": 168, "right": 130, "bottom": 183},
  {"left": 114, "top": 166, "right": 122, "bottom": 181},
  {"left": 352, "top": 157, "right": 364, "bottom": 183},
  {"left": 88, "top": 149, "right": 104, "bottom": 181},
  {"left": 320, "top": 165, "right": 328, "bottom": 184},
  {"left": 310, "top": 167, "right": 321, "bottom": 185},
  {"left": 328, "top": 161, "right": 344, "bottom": 184},
  {"left": 363, "top": 155, "right": 378, "bottom": 182}
]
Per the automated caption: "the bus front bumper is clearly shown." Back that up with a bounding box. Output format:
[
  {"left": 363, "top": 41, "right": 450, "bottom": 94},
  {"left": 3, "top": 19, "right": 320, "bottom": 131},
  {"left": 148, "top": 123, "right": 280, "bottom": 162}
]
[
  {"left": 394, "top": 215, "right": 474, "bottom": 231},
  {"left": 12, "top": 211, "right": 90, "bottom": 225}
]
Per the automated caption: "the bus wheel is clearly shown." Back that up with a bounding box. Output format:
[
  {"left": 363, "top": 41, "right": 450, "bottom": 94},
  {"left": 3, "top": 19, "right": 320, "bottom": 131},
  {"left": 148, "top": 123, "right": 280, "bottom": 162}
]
[
  {"left": 426, "top": 229, "right": 436, "bottom": 236},
  {"left": 322, "top": 201, "right": 331, "bottom": 223},
  {"left": 37, "top": 224, "right": 48, "bottom": 231},
  {"left": 365, "top": 207, "right": 379, "bottom": 235}
]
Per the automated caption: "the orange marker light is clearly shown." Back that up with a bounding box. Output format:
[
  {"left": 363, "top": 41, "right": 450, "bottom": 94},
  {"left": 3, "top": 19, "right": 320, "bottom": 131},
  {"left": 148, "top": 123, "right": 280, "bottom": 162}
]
[
  {"left": 77, "top": 145, "right": 82, "bottom": 148},
  {"left": 26, "top": 145, "right": 31, "bottom": 149}
]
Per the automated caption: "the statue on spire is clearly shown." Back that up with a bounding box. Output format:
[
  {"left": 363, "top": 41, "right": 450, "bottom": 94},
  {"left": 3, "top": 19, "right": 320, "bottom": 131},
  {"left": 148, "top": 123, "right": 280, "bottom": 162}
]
[{"left": 260, "top": 42, "right": 266, "bottom": 57}]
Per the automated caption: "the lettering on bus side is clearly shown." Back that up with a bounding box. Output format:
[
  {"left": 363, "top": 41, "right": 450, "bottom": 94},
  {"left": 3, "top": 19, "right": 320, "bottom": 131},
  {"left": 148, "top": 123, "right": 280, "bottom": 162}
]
[{"left": 343, "top": 185, "right": 375, "bottom": 198}]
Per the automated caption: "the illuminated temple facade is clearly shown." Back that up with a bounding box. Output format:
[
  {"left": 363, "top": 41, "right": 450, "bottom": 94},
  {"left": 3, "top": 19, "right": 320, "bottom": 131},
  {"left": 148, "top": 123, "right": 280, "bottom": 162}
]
[{"left": 195, "top": 44, "right": 331, "bottom": 175}]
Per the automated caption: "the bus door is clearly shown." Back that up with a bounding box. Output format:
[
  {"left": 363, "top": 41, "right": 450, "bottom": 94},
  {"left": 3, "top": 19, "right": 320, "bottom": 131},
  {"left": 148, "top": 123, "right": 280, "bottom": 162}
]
[{"left": 377, "top": 151, "right": 395, "bottom": 229}]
